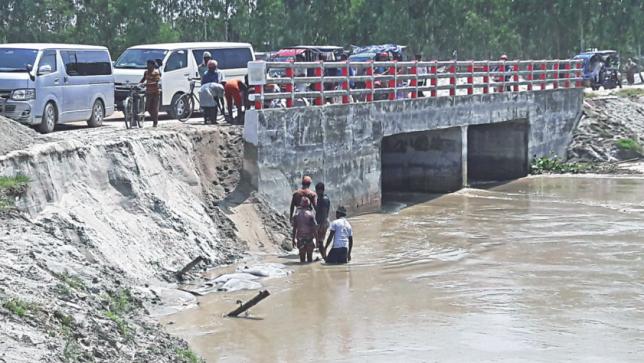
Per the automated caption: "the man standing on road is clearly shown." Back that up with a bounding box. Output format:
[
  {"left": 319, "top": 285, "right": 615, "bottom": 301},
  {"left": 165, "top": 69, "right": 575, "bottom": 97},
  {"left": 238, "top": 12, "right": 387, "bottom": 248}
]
[
  {"left": 289, "top": 176, "right": 317, "bottom": 218},
  {"left": 140, "top": 60, "right": 160, "bottom": 127},
  {"left": 415, "top": 53, "right": 427, "bottom": 97},
  {"left": 198, "top": 51, "right": 212, "bottom": 77},
  {"left": 314, "top": 182, "right": 331, "bottom": 260},
  {"left": 292, "top": 198, "right": 317, "bottom": 263},
  {"left": 324, "top": 206, "right": 353, "bottom": 264}
]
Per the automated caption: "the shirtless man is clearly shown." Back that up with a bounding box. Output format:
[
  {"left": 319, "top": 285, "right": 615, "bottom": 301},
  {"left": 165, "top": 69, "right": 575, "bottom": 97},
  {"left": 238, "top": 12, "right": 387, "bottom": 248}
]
[
  {"left": 314, "top": 182, "right": 331, "bottom": 259},
  {"left": 289, "top": 176, "right": 317, "bottom": 219},
  {"left": 292, "top": 198, "right": 317, "bottom": 263}
]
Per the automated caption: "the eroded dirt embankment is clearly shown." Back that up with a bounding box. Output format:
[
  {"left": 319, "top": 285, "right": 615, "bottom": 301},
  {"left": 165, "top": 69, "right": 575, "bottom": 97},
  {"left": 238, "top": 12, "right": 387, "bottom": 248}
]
[
  {"left": 569, "top": 94, "right": 644, "bottom": 163},
  {"left": 0, "top": 118, "right": 288, "bottom": 362}
]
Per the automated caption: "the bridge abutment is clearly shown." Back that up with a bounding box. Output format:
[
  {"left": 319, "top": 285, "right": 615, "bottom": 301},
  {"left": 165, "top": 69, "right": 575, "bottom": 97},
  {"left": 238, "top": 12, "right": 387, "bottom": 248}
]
[{"left": 243, "top": 89, "right": 582, "bottom": 214}]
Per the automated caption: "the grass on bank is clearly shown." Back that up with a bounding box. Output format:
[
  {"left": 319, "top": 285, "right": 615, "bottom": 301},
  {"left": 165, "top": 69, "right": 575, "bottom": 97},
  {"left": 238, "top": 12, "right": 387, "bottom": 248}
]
[
  {"left": 615, "top": 138, "right": 643, "bottom": 154},
  {"left": 0, "top": 174, "right": 30, "bottom": 210},
  {"left": 530, "top": 155, "right": 592, "bottom": 174},
  {"left": 175, "top": 347, "right": 203, "bottom": 363},
  {"left": 2, "top": 298, "right": 38, "bottom": 317},
  {"left": 614, "top": 88, "right": 644, "bottom": 98}
]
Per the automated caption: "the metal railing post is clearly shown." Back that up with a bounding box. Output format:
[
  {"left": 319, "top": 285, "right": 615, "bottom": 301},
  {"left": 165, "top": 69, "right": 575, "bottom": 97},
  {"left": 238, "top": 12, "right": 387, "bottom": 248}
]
[
  {"left": 499, "top": 62, "right": 505, "bottom": 93},
  {"left": 540, "top": 63, "right": 547, "bottom": 90},
  {"left": 388, "top": 62, "right": 396, "bottom": 100},
  {"left": 366, "top": 61, "right": 374, "bottom": 102},
  {"left": 553, "top": 62, "right": 559, "bottom": 89},
  {"left": 430, "top": 61, "right": 437, "bottom": 97},
  {"left": 564, "top": 61, "right": 571, "bottom": 88},
  {"left": 449, "top": 61, "right": 456, "bottom": 96},
  {"left": 314, "top": 61, "right": 323, "bottom": 106},
  {"left": 513, "top": 62, "right": 519, "bottom": 92},
  {"left": 483, "top": 61, "right": 489, "bottom": 94},
  {"left": 527, "top": 62, "right": 533, "bottom": 91},
  {"left": 285, "top": 60, "right": 294, "bottom": 108},
  {"left": 575, "top": 61, "right": 583, "bottom": 88},
  {"left": 342, "top": 61, "right": 350, "bottom": 104},
  {"left": 254, "top": 85, "right": 262, "bottom": 110},
  {"left": 467, "top": 61, "right": 474, "bottom": 95},
  {"left": 411, "top": 61, "right": 418, "bottom": 99}
]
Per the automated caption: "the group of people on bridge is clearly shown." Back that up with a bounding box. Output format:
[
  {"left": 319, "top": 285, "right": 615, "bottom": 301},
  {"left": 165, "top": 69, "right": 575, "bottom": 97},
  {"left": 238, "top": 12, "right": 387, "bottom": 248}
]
[{"left": 289, "top": 176, "right": 353, "bottom": 264}]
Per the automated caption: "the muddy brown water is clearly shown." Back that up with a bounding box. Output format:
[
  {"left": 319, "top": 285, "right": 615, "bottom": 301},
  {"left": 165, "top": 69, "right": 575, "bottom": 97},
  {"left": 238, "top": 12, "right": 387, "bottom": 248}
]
[{"left": 163, "top": 175, "right": 644, "bottom": 362}]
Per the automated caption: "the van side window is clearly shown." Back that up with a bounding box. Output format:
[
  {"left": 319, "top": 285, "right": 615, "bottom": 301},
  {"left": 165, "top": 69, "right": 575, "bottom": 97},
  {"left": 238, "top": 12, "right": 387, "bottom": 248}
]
[
  {"left": 211, "top": 48, "right": 253, "bottom": 70},
  {"left": 39, "top": 50, "right": 57, "bottom": 73},
  {"left": 165, "top": 50, "right": 187, "bottom": 72},
  {"left": 61, "top": 51, "right": 79, "bottom": 76},
  {"left": 61, "top": 50, "right": 111, "bottom": 76},
  {"left": 76, "top": 51, "right": 112, "bottom": 76}
]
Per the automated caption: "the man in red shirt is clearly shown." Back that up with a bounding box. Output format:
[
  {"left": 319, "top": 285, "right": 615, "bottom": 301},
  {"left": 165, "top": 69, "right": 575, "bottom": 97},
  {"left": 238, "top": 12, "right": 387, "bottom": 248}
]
[
  {"left": 224, "top": 78, "right": 248, "bottom": 124},
  {"left": 289, "top": 176, "right": 317, "bottom": 219}
]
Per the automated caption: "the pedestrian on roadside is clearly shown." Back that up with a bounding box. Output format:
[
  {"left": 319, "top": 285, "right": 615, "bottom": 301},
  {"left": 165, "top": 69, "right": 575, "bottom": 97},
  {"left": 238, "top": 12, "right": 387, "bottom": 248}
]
[
  {"left": 289, "top": 176, "right": 317, "bottom": 219},
  {"left": 198, "top": 51, "right": 212, "bottom": 77},
  {"left": 200, "top": 60, "right": 225, "bottom": 124},
  {"left": 292, "top": 198, "right": 317, "bottom": 263},
  {"left": 314, "top": 182, "right": 331, "bottom": 260},
  {"left": 140, "top": 59, "right": 161, "bottom": 127},
  {"left": 323, "top": 206, "right": 353, "bottom": 264}
]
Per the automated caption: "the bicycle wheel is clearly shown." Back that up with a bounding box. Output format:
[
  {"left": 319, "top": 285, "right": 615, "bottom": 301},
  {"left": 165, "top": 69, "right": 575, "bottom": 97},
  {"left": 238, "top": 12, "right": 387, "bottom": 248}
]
[
  {"left": 124, "top": 97, "right": 133, "bottom": 129},
  {"left": 175, "top": 93, "right": 194, "bottom": 122}
]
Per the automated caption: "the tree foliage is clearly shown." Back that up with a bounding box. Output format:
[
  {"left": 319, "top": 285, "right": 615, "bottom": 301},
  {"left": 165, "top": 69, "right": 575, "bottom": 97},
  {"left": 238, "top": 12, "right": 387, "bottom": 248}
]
[{"left": 1, "top": 0, "right": 642, "bottom": 60}]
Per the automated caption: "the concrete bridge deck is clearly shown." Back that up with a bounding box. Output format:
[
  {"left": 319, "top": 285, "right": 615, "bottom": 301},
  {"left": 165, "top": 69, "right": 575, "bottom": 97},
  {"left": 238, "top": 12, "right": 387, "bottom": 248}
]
[{"left": 243, "top": 88, "right": 583, "bottom": 214}]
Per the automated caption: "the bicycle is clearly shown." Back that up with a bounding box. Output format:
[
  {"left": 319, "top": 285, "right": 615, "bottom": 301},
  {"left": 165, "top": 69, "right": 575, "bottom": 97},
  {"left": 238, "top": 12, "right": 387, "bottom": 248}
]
[
  {"left": 173, "top": 77, "right": 225, "bottom": 123},
  {"left": 123, "top": 83, "right": 146, "bottom": 129}
]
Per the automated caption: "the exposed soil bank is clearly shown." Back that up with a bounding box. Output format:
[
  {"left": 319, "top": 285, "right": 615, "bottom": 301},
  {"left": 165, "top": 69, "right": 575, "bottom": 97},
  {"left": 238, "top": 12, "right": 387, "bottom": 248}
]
[
  {"left": 568, "top": 94, "right": 644, "bottom": 164},
  {"left": 0, "top": 117, "right": 288, "bottom": 362}
]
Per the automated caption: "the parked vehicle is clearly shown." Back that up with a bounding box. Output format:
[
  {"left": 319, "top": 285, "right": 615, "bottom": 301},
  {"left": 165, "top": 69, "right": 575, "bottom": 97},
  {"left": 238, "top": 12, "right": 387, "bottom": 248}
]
[
  {"left": 113, "top": 42, "right": 254, "bottom": 119},
  {"left": 574, "top": 49, "right": 622, "bottom": 90},
  {"left": 0, "top": 43, "right": 115, "bottom": 133},
  {"left": 269, "top": 46, "right": 344, "bottom": 77}
]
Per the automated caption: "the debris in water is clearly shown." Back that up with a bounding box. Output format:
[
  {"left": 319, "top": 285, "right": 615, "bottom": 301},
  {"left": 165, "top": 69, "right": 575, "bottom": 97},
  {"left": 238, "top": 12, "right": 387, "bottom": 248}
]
[{"left": 227, "top": 290, "right": 271, "bottom": 317}]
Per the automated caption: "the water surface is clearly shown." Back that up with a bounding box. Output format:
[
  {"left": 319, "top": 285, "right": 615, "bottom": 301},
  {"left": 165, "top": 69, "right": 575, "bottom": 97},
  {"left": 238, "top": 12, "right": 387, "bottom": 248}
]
[{"left": 163, "top": 175, "right": 644, "bottom": 362}]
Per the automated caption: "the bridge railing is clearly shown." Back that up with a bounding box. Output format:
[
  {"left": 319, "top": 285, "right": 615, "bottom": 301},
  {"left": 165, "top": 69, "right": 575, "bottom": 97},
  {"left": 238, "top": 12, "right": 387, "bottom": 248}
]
[{"left": 250, "top": 59, "right": 584, "bottom": 109}]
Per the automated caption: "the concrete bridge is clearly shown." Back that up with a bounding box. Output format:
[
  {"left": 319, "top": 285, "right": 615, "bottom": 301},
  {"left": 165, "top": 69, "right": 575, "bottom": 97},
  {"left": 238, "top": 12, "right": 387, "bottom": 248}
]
[{"left": 242, "top": 59, "right": 584, "bottom": 213}]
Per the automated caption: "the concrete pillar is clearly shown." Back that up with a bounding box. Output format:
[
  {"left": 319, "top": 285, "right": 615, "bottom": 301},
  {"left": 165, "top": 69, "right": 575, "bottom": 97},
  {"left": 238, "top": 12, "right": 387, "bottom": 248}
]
[{"left": 461, "top": 126, "right": 468, "bottom": 187}]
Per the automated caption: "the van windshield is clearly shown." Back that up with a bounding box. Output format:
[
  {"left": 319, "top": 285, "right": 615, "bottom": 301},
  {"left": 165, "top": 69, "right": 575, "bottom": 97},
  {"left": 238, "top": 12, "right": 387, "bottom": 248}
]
[
  {"left": 114, "top": 49, "right": 167, "bottom": 69},
  {"left": 0, "top": 48, "right": 39, "bottom": 72}
]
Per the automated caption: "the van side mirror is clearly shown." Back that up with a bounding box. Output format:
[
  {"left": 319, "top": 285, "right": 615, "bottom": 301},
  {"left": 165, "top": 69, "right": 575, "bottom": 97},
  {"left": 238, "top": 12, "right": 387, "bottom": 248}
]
[{"left": 38, "top": 64, "right": 52, "bottom": 75}]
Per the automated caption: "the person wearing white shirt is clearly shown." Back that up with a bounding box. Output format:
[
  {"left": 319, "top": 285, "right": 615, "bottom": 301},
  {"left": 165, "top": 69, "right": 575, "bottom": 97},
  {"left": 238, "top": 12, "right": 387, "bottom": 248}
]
[{"left": 323, "top": 206, "right": 353, "bottom": 264}]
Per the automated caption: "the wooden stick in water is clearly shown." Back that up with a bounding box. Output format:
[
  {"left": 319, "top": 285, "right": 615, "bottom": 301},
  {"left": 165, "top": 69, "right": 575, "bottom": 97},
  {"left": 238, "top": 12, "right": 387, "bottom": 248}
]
[{"left": 227, "top": 290, "right": 271, "bottom": 317}]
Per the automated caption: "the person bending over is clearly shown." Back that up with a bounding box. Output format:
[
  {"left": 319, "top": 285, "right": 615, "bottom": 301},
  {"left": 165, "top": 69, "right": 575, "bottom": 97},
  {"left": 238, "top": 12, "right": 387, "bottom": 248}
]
[
  {"left": 324, "top": 206, "right": 353, "bottom": 264},
  {"left": 292, "top": 198, "right": 317, "bottom": 263}
]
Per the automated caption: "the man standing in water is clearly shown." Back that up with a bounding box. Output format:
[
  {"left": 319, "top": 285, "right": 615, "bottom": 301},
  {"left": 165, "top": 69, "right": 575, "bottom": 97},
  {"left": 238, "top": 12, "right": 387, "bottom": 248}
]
[
  {"left": 289, "top": 176, "right": 317, "bottom": 218},
  {"left": 292, "top": 198, "right": 317, "bottom": 263},
  {"left": 314, "top": 182, "right": 331, "bottom": 260},
  {"left": 324, "top": 206, "right": 353, "bottom": 264}
]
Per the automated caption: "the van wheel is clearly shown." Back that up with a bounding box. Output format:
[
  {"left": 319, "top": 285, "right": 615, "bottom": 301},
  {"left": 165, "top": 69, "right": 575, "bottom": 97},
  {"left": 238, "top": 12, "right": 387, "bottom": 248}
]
[
  {"left": 88, "top": 99, "right": 105, "bottom": 128},
  {"left": 39, "top": 102, "right": 57, "bottom": 134},
  {"left": 169, "top": 93, "right": 188, "bottom": 120}
]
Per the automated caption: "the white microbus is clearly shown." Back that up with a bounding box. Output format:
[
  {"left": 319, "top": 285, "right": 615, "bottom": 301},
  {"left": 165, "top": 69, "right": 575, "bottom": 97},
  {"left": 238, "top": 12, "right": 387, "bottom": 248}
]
[
  {"left": 0, "top": 43, "right": 115, "bottom": 133},
  {"left": 113, "top": 42, "right": 254, "bottom": 119}
]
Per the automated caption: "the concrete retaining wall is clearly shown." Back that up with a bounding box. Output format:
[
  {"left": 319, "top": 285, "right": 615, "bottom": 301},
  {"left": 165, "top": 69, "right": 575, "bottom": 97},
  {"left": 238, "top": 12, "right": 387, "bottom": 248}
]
[{"left": 243, "top": 89, "right": 583, "bottom": 214}]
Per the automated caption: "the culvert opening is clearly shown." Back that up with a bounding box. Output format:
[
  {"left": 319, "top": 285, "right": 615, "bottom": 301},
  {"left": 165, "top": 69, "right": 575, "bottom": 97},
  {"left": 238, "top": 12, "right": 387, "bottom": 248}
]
[
  {"left": 381, "top": 127, "right": 463, "bottom": 200},
  {"left": 467, "top": 119, "right": 529, "bottom": 183}
]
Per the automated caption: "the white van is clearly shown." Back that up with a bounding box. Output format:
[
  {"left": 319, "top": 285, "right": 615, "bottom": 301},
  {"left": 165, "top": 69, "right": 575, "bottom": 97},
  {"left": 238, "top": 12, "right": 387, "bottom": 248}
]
[
  {"left": 113, "top": 42, "right": 254, "bottom": 118},
  {"left": 0, "top": 43, "right": 114, "bottom": 133}
]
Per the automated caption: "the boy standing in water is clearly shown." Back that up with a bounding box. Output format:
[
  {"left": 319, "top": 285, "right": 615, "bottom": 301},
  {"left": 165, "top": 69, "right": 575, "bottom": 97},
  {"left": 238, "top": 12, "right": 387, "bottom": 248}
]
[
  {"left": 324, "top": 206, "right": 353, "bottom": 264},
  {"left": 292, "top": 198, "right": 317, "bottom": 263}
]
